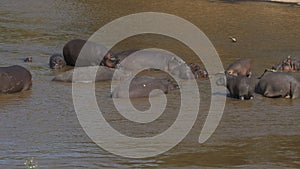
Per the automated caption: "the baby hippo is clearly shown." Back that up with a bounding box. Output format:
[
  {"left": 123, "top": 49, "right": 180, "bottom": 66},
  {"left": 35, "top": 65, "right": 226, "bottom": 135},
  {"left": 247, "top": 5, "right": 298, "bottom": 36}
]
[
  {"left": 49, "top": 54, "right": 66, "bottom": 69},
  {"left": 226, "top": 73, "right": 255, "bottom": 100},
  {"left": 111, "top": 76, "right": 179, "bottom": 98},
  {"left": 226, "top": 58, "right": 252, "bottom": 77},
  {"left": 0, "top": 65, "right": 32, "bottom": 93},
  {"left": 255, "top": 72, "right": 300, "bottom": 99}
]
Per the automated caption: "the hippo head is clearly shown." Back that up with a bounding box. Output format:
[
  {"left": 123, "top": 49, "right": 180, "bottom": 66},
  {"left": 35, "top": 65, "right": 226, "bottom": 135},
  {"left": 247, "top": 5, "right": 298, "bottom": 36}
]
[
  {"left": 49, "top": 54, "right": 66, "bottom": 69},
  {"left": 187, "top": 63, "right": 208, "bottom": 79},
  {"left": 24, "top": 57, "right": 33, "bottom": 62},
  {"left": 100, "top": 52, "right": 118, "bottom": 68},
  {"left": 282, "top": 62, "right": 293, "bottom": 72},
  {"left": 225, "top": 69, "right": 237, "bottom": 76},
  {"left": 195, "top": 69, "right": 208, "bottom": 78}
]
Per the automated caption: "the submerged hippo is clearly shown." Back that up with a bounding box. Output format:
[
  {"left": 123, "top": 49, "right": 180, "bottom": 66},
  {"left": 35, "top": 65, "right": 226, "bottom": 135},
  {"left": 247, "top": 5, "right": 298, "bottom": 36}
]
[
  {"left": 255, "top": 72, "right": 300, "bottom": 99},
  {"left": 52, "top": 66, "right": 130, "bottom": 83},
  {"left": 49, "top": 54, "right": 66, "bottom": 69},
  {"left": 111, "top": 76, "right": 179, "bottom": 98},
  {"left": 272, "top": 56, "right": 300, "bottom": 72},
  {"left": 225, "top": 58, "right": 252, "bottom": 77},
  {"left": 0, "top": 65, "right": 32, "bottom": 93},
  {"left": 226, "top": 73, "right": 256, "bottom": 100},
  {"left": 63, "top": 39, "right": 117, "bottom": 68}
]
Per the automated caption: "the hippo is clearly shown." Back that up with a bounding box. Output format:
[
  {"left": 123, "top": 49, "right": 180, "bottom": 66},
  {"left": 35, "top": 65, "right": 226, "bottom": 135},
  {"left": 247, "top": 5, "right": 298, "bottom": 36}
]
[
  {"left": 24, "top": 57, "right": 32, "bottom": 62},
  {"left": 115, "top": 49, "right": 201, "bottom": 80},
  {"left": 187, "top": 63, "right": 208, "bottom": 79},
  {"left": 111, "top": 76, "right": 179, "bottom": 98},
  {"left": 0, "top": 65, "right": 32, "bottom": 93},
  {"left": 271, "top": 56, "right": 300, "bottom": 72},
  {"left": 63, "top": 39, "right": 117, "bottom": 68},
  {"left": 226, "top": 73, "right": 256, "bottom": 100},
  {"left": 225, "top": 58, "right": 252, "bottom": 77},
  {"left": 255, "top": 72, "right": 300, "bottom": 99},
  {"left": 116, "top": 49, "right": 184, "bottom": 71},
  {"left": 49, "top": 54, "right": 66, "bottom": 69},
  {"left": 52, "top": 66, "right": 131, "bottom": 83}
]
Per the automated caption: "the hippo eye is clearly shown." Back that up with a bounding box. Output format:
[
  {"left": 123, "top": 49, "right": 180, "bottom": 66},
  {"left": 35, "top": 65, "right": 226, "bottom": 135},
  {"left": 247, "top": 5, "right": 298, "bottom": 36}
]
[{"left": 227, "top": 70, "right": 234, "bottom": 75}]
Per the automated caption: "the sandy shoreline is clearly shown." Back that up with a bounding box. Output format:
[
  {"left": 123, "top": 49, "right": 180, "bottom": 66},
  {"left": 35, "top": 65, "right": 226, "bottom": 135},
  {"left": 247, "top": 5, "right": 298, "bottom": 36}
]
[{"left": 267, "top": 0, "right": 300, "bottom": 4}]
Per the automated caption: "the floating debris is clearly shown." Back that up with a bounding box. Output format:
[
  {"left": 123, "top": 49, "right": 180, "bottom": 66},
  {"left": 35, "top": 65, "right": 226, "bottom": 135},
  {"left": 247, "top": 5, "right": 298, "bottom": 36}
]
[{"left": 229, "top": 36, "right": 237, "bottom": 43}]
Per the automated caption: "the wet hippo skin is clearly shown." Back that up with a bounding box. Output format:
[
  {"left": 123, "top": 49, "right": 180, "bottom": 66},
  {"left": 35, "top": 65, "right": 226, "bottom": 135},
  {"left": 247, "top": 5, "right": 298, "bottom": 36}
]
[
  {"left": 0, "top": 65, "right": 32, "bottom": 93},
  {"left": 226, "top": 73, "right": 256, "bottom": 100},
  {"left": 226, "top": 58, "right": 252, "bottom": 77},
  {"left": 255, "top": 72, "right": 300, "bottom": 99},
  {"left": 63, "top": 39, "right": 117, "bottom": 67},
  {"left": 49, "top": 54, "right": 66, "bottom": 69}
]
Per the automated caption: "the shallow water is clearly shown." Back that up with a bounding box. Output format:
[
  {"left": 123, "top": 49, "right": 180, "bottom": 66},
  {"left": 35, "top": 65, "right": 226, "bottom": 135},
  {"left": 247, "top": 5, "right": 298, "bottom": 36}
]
[{"left": 0, "top": 0, "right": 300, "bottom": 168}]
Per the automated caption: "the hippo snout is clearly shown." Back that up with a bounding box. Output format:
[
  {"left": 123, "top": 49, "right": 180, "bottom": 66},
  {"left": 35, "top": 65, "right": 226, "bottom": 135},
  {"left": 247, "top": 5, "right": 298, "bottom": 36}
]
[{"left": 49, "top": 54, "right": 66, "bottom": 69}]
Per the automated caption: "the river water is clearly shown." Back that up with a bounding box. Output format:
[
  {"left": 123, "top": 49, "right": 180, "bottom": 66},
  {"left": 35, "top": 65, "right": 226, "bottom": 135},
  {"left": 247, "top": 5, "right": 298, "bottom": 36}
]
[{"left": 1, "top": 0, "right": 300, "bottom": 168}]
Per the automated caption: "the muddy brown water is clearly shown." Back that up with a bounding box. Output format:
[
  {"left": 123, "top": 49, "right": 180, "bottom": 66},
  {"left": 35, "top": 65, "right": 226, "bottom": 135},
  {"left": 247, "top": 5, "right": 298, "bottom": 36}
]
[{"left": 1, "top": 0, "right": 300, "bottom": 168}]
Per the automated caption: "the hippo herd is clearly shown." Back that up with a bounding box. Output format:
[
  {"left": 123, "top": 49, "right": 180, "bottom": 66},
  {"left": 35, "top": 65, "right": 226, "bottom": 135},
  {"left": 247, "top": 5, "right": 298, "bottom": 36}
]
[
  {"left": 49, "top": 39, "right": 208, "bottom": 98},
  {"left": 225, "top": 57, "right": 300, "bottom": 100},
  {"left": 1, "top": 38, "right": 300, "bottom": 100}
]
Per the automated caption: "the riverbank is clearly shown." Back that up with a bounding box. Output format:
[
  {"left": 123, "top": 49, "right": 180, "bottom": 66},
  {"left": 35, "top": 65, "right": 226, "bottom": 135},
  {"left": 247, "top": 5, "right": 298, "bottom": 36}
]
[{"left": 267, "top": 0, "right": 300, "bottom": 4}]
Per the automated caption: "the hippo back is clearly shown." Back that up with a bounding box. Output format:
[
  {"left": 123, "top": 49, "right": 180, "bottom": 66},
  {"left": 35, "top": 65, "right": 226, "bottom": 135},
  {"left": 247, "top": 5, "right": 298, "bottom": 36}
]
[
  {"left": 114, "top": 49, "right": 139, "bottom": 63},
  {"left": 0, "top": 65, "right": 32, "bottom": 93},
  {"left": 117, "top": 49, "right": 184, "bottom": 72},
  {"left": 111, "top": 76, "right": 178, "bottom": 98},
  {"left": 63, "top": 39, "right": 110, "bottom": 67},
  {"left": 255, "top": 72, "right": 300, "bottom": 98},
  {"left": 226, "top": 58, "right": 252, "bottom": 76}
]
